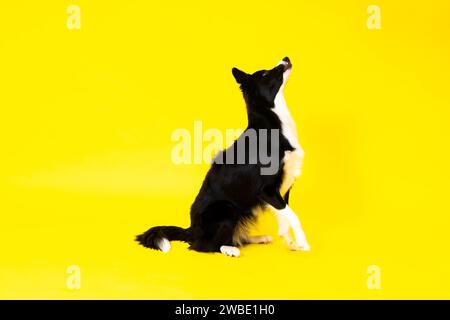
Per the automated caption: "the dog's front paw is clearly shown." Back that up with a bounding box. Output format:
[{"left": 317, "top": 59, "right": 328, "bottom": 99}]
[
  {"left": 293, "top": 240, "right": 311, "bottom": 252},
  {"left": 286, "top": 239, "right": 311, "bottom": 252}
]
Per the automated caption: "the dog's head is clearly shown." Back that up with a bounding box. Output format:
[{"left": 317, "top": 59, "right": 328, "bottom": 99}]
[{"left": 232, "top": 57, "right": 292, "bottom": 108}]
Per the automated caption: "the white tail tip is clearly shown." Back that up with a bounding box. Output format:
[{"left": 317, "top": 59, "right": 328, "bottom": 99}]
[{"left": 157, "top": 238, "right": 171, "bottom": 253}]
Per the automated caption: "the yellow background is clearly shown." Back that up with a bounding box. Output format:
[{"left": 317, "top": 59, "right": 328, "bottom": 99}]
[{"left": 1, "top": 1, "right": 449, "bottom": 299}]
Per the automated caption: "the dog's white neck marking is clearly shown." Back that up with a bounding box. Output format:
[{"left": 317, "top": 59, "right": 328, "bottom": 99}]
[
  {"left": 274, "top": 92, "right": 300, "bottom": 150},
  {"left": 273, "top": 64, "right": 300, "bottom": 150},
  {"left": 268, "top": 59, "right": 309, "bottom": 252},
  {"left": 272, "top": 62, "right": 304, "bottom": 195}
]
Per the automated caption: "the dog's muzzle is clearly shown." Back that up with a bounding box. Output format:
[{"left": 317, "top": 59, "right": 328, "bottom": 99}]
[{"left": 278, "top": 56, "right": 292, "bottom": 71}]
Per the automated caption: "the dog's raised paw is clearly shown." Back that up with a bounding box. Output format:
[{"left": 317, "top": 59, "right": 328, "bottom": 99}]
[{"left": 220, "top": 245, "right": 240, "bottom": 257}]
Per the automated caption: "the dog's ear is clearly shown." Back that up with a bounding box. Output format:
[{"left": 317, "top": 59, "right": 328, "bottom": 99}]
[{"left": 232, "top": 67, "right": 249, "bottom": 85}]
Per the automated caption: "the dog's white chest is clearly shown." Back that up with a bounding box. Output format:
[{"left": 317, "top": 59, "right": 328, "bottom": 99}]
[
  {"left": 280, "top": 149, "right": 303, "bottom": 195},
  {"left": 273, "top": 93, "right": 304, "bottom": 195}
]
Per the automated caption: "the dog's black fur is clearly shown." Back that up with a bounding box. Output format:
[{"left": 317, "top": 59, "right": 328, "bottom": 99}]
[{"left": 136, "top": 57, "right": 294, "bottom": 253}]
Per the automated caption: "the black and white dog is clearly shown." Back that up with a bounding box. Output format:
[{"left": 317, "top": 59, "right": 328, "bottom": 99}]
[{"left": 136, "top": 57, "right": 310, "bottom": 257}]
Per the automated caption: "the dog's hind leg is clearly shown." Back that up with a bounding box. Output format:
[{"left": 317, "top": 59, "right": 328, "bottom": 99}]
[
  {"left": 190, "top": 201, "right": 242, "bottom": 257},
  {"left": 220, "top": 245, "right": 240, "bottom": 257},
  {"left": 247, "top": 235, "right": 273, "bottom": 244}
]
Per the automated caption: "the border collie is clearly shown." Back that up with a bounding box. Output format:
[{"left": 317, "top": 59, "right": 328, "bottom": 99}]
[{"left": 136, "top": 57, "right": 310, "bottom": 257}]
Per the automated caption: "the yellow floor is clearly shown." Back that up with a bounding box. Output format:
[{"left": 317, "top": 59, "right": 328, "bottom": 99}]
[{"left": 1, "top": 1, "right": 450, "bottom": 299}]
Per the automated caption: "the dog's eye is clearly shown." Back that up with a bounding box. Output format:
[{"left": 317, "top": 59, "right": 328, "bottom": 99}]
[{"left": 262, "top": 71, "right": 268, "bottom": 77}]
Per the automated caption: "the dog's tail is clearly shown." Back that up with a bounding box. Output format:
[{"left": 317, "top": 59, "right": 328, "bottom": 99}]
[{"left": 135, "top": 226, "right": 191, "bottom": 253}]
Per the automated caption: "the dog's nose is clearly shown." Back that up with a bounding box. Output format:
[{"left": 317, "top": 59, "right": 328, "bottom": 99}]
[{"left": 277, "top": 57, "right": 292, "bottom": 70}]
